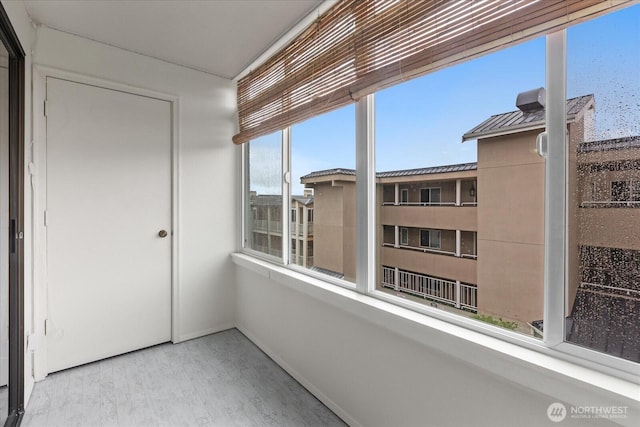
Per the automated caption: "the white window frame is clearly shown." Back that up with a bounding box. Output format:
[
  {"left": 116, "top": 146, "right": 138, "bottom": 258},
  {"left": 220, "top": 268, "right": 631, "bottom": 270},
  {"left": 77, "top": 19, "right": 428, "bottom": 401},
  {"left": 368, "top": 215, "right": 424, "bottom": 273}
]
[
  {"left": 400, "top": 188, "right": 409, "bottom": 205},
  {"left": 400, "top": 227, "right": 409, "bottom": 246},
  {"left": 241, "top": 29, "right": 639, "bottom": 381}
]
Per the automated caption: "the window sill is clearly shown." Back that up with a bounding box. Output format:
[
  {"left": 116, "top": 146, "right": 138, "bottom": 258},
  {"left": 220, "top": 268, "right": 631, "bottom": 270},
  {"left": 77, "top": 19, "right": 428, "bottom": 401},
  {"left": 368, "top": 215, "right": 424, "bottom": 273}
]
[{"left": 232, "top": 253, "right": 639, "bottom": 408}]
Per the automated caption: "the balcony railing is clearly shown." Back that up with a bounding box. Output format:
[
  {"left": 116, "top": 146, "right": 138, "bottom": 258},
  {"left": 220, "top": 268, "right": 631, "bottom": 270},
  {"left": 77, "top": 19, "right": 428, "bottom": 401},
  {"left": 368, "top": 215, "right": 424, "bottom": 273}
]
[
  {"left": 381, "top": 266, "right": 477, "bottom": 311},
  {"left": 381, "top": 201, "right": 477, "bottom": 207},
  {"left": 290, "top": 222, "right": 314, "bottom": 235},
  {"left": 579, "top": 282, "right": 640, "bottom": 300},
  {"left": 580, "top": 200, "right": 640, "bottom": 208},
  {"left": 382, "top": 242, "right": 478, "bottom": 259},
  {"left": 253, "top": 220, "right": 282, "bottom": 233}
]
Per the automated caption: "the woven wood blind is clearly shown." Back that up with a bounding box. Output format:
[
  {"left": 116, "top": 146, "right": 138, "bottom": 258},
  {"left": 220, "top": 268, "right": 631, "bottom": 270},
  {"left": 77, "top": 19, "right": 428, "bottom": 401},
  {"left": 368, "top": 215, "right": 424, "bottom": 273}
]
[{"left": 234, "top": 0, "right": 631, "bottom": 145}]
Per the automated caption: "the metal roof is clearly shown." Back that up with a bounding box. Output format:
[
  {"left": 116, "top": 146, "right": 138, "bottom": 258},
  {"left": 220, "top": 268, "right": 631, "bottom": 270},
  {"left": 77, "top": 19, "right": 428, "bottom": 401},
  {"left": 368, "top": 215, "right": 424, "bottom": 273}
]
[
  {"left": 578, "top": 135, "right": 640, "bottom": 153},
  {"left": 301, "top": 162, "right": 477, "bottom": 181},
  {"left": 292, "top": 195, "right": 314, "bottom": 205},
  {"left": 377, "top": 162, "right": 477, "bottom": 178},
  {"left": 300, "top": 168, "right": 356, "bottom": 180},
  {"left": 462, "top": 95, "right": 594, "bottom": 141}
]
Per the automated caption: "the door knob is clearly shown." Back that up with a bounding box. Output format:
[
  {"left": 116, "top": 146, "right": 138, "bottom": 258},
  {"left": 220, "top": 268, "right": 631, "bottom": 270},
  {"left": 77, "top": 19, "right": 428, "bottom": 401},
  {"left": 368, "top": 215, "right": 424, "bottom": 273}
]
[{"left": 158, "top": 230, "right": 168, "bottom": 238}]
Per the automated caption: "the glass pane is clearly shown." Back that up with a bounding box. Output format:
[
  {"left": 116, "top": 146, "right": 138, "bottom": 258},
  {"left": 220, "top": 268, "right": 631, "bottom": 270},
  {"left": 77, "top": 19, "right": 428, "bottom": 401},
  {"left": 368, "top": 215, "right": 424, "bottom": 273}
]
[
  {"left": 290, "top": 105, "right": 356, "bottom": 283},
  {"left": 566, "top": 4, "right": 640, "bottom": 362},
  {"left": 375, "top": 37, "right": 545, "bottom": 335},
  {"left": 245, "top": 132, "right": 283, "bottom": 258}
]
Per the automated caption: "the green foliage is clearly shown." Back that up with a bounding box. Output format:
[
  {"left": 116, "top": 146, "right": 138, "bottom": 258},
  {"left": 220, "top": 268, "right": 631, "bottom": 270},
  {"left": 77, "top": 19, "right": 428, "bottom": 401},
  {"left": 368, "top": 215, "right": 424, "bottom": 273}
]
[{"left": 471, "top": 314, "right": 518, "bottom": 330}]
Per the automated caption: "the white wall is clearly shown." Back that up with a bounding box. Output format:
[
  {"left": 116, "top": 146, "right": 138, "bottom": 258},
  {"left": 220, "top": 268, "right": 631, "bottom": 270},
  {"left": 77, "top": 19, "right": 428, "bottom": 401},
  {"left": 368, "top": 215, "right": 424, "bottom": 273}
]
[
  {"left": 1, "top": 0, "right": 35, "bottom": 402},
  {"left": 31, "top": 27, "right": 237, "bottom": 358},
  {"left": 236, "top": 264, "right": 638, "bottom": 427}
]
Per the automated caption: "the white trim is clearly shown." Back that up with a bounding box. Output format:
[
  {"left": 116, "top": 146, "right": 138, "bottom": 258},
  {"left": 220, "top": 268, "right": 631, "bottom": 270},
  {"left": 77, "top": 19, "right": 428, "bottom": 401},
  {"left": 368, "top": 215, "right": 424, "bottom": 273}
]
[
  {"left": 175, "top": 325, "right": 236, "bottom": 344},
  {"left": 233, "top": 253, "right": 640, "bottom": 399},
  {"left": 543, "top": 31, "right": 567, "bottom": 349},
  {"left": 399, "top": 227, "right": 409, "bottom": 246},
  {"left": 233, "top": 0, "right": 341, "bottom": 81},
  {"left": 400, "top": 188, "right": 409, "bottom": 204},
  {"left": 419, "top": 228, "right": 442, "bottom": 250},
  {"left": 32, "top": 65, "right": 180, "bottom": 379},
  {"left": 355, "top": 95, "right": 375, "bottom": 294}
]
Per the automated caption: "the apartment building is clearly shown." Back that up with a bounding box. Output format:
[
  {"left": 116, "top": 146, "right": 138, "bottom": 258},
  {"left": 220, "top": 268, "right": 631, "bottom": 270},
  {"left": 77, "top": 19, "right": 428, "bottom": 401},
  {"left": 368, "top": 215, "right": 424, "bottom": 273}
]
[
  {"left": 303, "top": 90, "right": 640, "bottom": 360},
  {"left": 247, "top": 192, "right": 314, "bottom": 268}
]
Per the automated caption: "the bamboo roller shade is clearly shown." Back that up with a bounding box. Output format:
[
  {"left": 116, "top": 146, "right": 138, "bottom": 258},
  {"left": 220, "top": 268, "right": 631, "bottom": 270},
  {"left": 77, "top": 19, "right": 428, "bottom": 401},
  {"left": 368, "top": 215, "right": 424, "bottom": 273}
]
[{"left": 233, "top": 0, "right": 634, "bottom": 145}]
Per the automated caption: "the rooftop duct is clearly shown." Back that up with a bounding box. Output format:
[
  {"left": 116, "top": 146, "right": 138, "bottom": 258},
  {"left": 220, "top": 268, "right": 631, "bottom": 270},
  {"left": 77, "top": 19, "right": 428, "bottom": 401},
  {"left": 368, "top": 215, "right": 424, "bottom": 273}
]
[{"left": 516, "top": 87, "right": 546, "bottom": 112}]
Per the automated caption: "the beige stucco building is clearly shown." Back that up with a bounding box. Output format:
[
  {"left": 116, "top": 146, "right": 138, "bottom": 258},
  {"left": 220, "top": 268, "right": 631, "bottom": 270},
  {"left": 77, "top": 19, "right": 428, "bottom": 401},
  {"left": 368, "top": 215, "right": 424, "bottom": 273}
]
[{"left": 301, "top": 91, "right": 639, "bottom": 354}]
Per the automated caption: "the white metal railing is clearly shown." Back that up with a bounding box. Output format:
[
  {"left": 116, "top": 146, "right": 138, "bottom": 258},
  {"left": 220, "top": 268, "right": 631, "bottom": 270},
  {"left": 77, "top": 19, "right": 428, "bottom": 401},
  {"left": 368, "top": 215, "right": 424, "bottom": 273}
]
[
  {"left": 460, "top": 253, "right": 478, "bottom": 259},
  {"left": 381, "top": 266, "right": 477, "bottom": 311},
  {"left": 253, "top": 220, "right": 283, "bottom": 232},
  {"left": 290, "top": 222, "right": 314, "bottom": 235},
  {"left": 580, "top": 200, "right": 640, "bottom": 208},
  {"left": 580, "top": 282, "right": 640, "bottom": 300},
  {"left": 382, "top": 242, "right": 457, "bottom": 257},
  {"left": 460, "top": 201, "right": 477, "bottom": 206},
  {"left": 382, "top": 201, "right": 457, "bottom": 206}
]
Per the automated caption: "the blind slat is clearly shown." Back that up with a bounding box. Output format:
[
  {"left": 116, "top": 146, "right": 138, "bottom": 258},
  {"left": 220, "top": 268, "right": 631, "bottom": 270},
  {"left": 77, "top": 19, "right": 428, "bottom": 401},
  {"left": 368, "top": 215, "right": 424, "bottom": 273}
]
[{"left": 234, "top": 0, "right": 632, "bottom": 145}]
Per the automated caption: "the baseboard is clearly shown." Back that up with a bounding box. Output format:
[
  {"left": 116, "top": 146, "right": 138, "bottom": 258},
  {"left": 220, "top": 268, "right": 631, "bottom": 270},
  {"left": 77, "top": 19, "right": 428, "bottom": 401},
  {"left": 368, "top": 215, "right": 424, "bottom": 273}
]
[
  {"left": 236, "top": 324, "right": 360, "bottom": 427},
  {"left": 175, "top": 323, "right": 236, "bottom": 343}
]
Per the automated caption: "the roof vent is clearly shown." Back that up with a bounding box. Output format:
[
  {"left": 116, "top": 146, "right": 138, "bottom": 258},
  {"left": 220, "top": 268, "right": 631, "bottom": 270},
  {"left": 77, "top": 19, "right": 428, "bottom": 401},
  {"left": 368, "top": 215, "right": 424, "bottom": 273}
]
[{"left": 516, "top": 87, "right": 546, "bottom": 112}]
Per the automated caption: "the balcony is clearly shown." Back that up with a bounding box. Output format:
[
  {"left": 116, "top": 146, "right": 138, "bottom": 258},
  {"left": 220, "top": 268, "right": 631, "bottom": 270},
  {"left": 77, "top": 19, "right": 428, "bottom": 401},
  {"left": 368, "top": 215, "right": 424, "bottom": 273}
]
[
  {"left": 382, "top": 266, "right": 477, "bottom": 311},
  {"left": 578, "top": 208, "right": 640, "bottom": 249},
  {"left": 381, "top": 245, "right": 477, "bottom": 284},
  {"left": 380, "top": 205, "right": 477, "bottom": 231},
  {"left": 253, "top": 219, "right": 283, "bottom": 234},
  {"left": 290, "top": 222, "right": 314, "bottom": 236}
]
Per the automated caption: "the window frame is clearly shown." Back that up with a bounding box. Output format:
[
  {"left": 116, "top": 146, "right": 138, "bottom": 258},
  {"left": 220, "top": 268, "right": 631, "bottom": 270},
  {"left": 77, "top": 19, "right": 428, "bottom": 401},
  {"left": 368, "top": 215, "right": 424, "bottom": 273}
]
[
  {"left": 400, "top": 188, "right": 409, "bottom": 205},
  {"left": 240, "top": 29, "right": 640, "bottom": 381},
  {"left": 400, "top": 227, "right": 409, "bottom": 246},
  {"left": 419, "top": 228, "right": 441, "bottom": 250},
  {"left": 420, "top": 187, "right": 441, "bottom": 206}
]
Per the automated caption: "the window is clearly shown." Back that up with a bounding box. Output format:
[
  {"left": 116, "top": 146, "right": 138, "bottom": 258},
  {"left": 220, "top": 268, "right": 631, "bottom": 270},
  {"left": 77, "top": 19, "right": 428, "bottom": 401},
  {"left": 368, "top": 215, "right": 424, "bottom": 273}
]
[
  {"left": 245, "top": 131, "right": 283, "bottom": 258},
  {"left": 565, "top": 5, "right": 639, "bottom": 363},
  {"left": 419, "top": 229, "right": 441, "bottom": 249},
  {"left": 291, "top": 208, "right": 296, "bottom": 223},
  {"left": 400, "top": 228, "right": 408, "bottom": 246},
  {"left": 241, "top": 2, "right": 638, "bottom": 375},
  {"left": 375, "top": 35, "right": 545, "bottom": 333},
  {"left": 290, "top": 105, "right": 356, "bottom": 283},
  {"left": 420, "top": 188, "right": 441, "bottom": 206},
  {"left": 611, "top": 180, "right": 640, "bottom": 202},
  {"left": 400, "top": 188, "right": 408, "bottom": 205}
]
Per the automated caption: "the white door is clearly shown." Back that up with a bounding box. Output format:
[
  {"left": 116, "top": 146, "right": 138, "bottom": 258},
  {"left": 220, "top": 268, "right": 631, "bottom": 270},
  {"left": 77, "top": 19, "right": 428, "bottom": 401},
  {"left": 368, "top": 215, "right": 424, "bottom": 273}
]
[{"left": 45, "top": 77, "right": 172, "bottom": 373}]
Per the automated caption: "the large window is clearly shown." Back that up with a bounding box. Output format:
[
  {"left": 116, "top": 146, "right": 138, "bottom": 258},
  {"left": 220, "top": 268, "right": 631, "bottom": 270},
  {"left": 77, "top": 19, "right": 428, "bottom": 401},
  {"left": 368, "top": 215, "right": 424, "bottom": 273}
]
[
  {"left": 242, "top": 3, "right": 639, "bottom": 375},
  {"left": 245, "top": 132, "right": 282, "bottom": 258},
  {"left": 290, "top": 105, "right": 356, "bottom": 283},
  {"left": 565, "top": 5, "right": 640, "bottom": 363},
  {"left": 375, "top": 36, "right": 545, "bottom": 335}
]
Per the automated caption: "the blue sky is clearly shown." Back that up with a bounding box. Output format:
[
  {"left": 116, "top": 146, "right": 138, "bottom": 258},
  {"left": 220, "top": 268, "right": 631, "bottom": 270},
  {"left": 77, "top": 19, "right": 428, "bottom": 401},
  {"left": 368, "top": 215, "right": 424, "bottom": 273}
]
[{"left": 252, "top": 4, "right": 639, "bottom": 195}]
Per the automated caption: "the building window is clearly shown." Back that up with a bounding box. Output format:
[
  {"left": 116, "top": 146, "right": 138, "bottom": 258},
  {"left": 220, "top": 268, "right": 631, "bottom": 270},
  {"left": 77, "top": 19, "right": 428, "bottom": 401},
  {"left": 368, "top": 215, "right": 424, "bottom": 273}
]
[
  {"left": 308, "top": 208, "right": 314, "bottom": 223},
  {"left": 400, "top": 188, "right": 408, "bottom": 205},
  {"left": 291, "top": 208, "right": 296, "bottom": 223},
  {"left": 400, "top": 227, "right": 408, "bottom": 246},
  {"left": 420, "top": 187, "right": 441, "bottom": 205},
  {"left": 611, "top": 180, "right": 640, "bottom": 202},
  {"left": 419, "top": 229, "right": 441, "bottom": 249}
]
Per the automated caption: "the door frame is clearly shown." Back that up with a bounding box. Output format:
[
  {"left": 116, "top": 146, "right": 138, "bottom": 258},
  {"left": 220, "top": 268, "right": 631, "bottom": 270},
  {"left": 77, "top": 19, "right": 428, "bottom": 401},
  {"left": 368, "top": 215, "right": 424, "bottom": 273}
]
[
  {"left": 32, "top": 65, "right": 180, "bottom": 380},
  {"left": 0, "top": 4, "right": 25, "bottom": 427}
]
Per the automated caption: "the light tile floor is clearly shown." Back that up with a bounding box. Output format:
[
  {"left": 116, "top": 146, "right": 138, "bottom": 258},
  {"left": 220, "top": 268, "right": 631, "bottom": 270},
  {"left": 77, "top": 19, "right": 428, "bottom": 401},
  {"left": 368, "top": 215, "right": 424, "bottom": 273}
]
[{"left": 22, "top": 329, "right": 346, "bottom": 427}]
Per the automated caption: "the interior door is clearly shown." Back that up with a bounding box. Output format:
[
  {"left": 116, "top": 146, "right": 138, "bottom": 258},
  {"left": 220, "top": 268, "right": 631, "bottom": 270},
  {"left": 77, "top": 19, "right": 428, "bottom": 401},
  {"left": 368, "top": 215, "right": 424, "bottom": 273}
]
[{"left": 45, "top": 77, "right": 172, "bottom": 373}]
